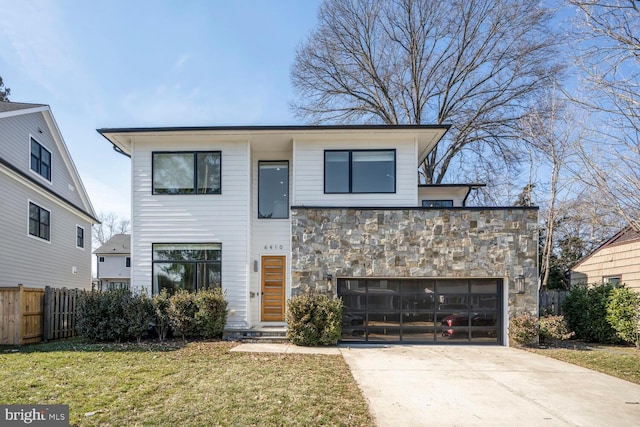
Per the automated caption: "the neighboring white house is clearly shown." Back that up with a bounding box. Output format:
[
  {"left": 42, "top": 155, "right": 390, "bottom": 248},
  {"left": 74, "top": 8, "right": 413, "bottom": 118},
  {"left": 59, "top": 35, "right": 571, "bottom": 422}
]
[
  {"left": 94, "top": 233, "right": 131, "bottom": 291},
  {"left": 0, "top": 101, "right": 98, "bottom": 290},
  {"left": 98, "top": 125, "right": 538, "bottom": 345}
]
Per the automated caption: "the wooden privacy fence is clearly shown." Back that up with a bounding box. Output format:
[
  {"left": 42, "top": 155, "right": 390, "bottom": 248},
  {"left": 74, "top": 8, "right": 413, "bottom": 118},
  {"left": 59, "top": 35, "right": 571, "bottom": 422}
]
[
  {"left": 0, "top": 285, "right": 83, "bottom": 345},
  {"left": 539, "top": 290, "right": 570, "bottom": 315}
]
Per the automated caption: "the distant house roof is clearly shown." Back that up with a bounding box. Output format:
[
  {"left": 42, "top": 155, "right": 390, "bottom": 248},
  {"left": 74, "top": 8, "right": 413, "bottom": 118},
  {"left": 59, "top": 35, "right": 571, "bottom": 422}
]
[
  {"left": 571, "top": 225, "right": 640, "bottom": 270},
  {"left": 94, "top": 234, "right": 131, "bottom": 255},
  {"left": 0, "top": 101, "right": 47, "bottom": 113}
]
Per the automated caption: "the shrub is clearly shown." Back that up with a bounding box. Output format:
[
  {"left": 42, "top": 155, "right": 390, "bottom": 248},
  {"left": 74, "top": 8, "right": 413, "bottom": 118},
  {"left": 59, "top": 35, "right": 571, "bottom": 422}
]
[
  {"left": 76, "top": 289, "right": 153, "bottom": 343},
  {"left": 125, "top": 292, "right": 155, "bottom": 343},
  {"left": 168, "top": 290, "right": 199, "bottom": 340},
  {"left": 286, "top": 293, "right": 342, "bottom": 346},
  {"left": 562, "top": 282, "right": 619, "bottom": 343},
  {"left": 508, "top": 313, "right": 538, "bottom": 346},
  {"left": 606, "top": 287, "right": 640, "bottom": 349},
  {"left": 195, "top": 288, "right": 228, "bottom": 339},
  {"left": 539, "top": 315, "right": 574, "bottom": 343},
  {"left": 152, "top": 289, "right": 172, "bottom": 342}
]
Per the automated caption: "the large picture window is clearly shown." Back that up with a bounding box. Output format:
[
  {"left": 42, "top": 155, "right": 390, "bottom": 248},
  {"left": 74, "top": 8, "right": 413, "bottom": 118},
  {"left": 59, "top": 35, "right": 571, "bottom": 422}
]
[
  {"left": 30, "top": 137, "right": 51, "bottom": 181},
  {"left": 152, "top": 151, "right": 221, "bottom": 194},
  {"left": 29, "top": 202, "right": 50, "bottom": 241},
  {"left": 258, "top": 161, "right": 289, "bottom": 219},
  {"left": 325, "top": 150, "right": 395, "bottom": 193},
  {"left": 152, "top": 243, "right": 221, "bottom": 295}
]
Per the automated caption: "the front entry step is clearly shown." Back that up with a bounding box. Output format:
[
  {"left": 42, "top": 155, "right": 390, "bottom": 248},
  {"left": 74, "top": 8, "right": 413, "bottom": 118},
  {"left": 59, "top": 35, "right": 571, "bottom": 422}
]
[{"left": 224, "top": 327, "right": 288, "bottom": 344}]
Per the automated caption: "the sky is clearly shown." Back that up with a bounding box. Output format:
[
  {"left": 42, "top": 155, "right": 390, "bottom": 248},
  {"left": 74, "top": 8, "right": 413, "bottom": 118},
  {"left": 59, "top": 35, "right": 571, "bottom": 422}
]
[{"left": 0, "top": 0, "right": 323, "bottom": 220}]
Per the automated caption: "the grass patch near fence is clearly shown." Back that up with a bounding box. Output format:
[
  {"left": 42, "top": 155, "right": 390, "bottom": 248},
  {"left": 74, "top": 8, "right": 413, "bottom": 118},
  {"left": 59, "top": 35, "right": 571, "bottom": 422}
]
[
  {"left": 529, "top": 343, "right": 640, "bottom": 385},
  {"left": 0, "top": 340, "right": 373, "bottom": 426}
]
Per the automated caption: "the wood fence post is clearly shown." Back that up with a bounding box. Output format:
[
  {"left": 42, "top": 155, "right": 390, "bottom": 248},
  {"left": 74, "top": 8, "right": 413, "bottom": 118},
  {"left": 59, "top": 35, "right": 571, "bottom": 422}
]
[
  {"left": 15, "top": 284, "right": 23, "bottom": 345},
  {"left": 43, "top": 286, "right": 51, "bottom": 342}
]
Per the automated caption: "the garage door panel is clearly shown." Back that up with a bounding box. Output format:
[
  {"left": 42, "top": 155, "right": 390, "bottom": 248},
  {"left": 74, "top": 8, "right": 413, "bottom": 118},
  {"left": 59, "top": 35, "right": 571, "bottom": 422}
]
[{"left": 338, "top": 278, "right": 503, "bottom": 344}]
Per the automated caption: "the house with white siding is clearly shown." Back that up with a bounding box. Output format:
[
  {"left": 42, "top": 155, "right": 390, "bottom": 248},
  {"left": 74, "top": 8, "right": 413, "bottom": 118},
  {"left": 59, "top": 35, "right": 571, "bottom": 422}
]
[
  {"left": 94, "top": 233, "right": 131, "bottom": 291},
  {"left": 98, "top": 125, "right": 538, "bottom": 345},
  {"left": 0, "top": 101, "right": 98, "bottom": 290}
]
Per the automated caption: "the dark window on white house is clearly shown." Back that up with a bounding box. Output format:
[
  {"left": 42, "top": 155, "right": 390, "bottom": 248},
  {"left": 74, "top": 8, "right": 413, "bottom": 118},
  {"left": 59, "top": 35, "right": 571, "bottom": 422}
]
[
  {"left": 126, "top": 257, "right": 131, "bottom": 268},
  {"left": 325, "top": 150, "right": 395, "bottom": 193},
  {"left": 152, "top": 152, "right": 221, "bottom": 194},
  {"left": 258, "top": 161, "right": 289, "bottom": 219},
  {"left": 76, "top": 226, "right": 84, "bottom": 248},
  {"left": 28, "top": 202, "right": 50, "bottom": 241},
  {"left": 99, "top": 256, "right": 105, "bottom": 262},
  {"left": 422, "top": 200, "right": 454, "bottom": 208},
  {"left": 30, "top": 137, "right": 51, "bottom": 181},
  {"left": 152, "top": 243, "right": 221, "bottom": 295}
]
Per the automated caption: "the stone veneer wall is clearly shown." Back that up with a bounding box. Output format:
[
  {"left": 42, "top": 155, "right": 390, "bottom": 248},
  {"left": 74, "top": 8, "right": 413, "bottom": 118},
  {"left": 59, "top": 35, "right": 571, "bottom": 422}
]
[{"left": 290, "top": 207, "right": 539, "bottom": 319}]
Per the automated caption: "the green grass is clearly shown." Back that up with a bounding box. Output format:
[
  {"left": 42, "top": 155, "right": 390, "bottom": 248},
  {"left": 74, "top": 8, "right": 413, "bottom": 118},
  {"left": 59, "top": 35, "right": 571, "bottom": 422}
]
[
  {"left": 529, "top": 343, "right": 640, "bottom": 385},
  {"left": 0, "top": 340, "right": 373, "bottom": 426}
]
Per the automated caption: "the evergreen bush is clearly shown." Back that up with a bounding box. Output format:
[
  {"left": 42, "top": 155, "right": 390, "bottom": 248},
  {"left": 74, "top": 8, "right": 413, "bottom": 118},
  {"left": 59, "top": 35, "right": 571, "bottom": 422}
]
[
  {"left": 606, "top": 286, "right": 640, "bottom": 348},
  {"left": 562, "top": 282, "right": 619, "bottom": 343},
  {"left": 195, "top": 288, "right": 228, "bottom": 339},
  {"left": 286, "top": 293, "right": 342, "bottom": 346}
]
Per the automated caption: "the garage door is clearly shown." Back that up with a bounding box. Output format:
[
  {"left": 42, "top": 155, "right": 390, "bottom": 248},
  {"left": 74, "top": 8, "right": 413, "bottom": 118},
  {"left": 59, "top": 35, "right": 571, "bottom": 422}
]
[{"left": 338, "top": 278, "right": 503, "bottom": 344}]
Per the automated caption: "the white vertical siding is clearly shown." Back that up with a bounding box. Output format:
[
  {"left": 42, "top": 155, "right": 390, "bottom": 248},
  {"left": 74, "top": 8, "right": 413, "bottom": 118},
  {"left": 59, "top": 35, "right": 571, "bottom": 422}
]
[
  {"left": 0, "top": 174, "right": 92, "bottom": 289},
  {"left": 0, "top": 112, "right": 85, "bottom": 208},
  {"left": 292, "top": 137, "right": 419, "bottom": 206},
  {"left": 249, "top": 149, "right": 292, "bottom": 326},
  {"left": 130, "top": 138, "right": 251, "bottom": 328}
]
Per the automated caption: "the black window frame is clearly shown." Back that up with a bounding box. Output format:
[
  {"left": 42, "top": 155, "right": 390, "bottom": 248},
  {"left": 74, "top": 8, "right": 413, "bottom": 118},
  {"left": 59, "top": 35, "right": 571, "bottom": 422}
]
[
  {"left": 99, "top": 256, "right": 105, "bottom": 262},
  {"left": 152, "top": 151, "right": 222, "bottom": 195},
  {"left": 422, "top": 200, "right": 454, "bottom": 208},
  {"left": 76, "top": 226, "right": 85, "bottom": 248},
  {"left": 258, "top": 160, "right": 289, "bottom": 219},
  {"left": 126, "top": 257, "right": 131, "bottom": 268},
  {"left": 324, "top": 149, "right": 396, "bottom": 194},
  {"left": 30, "top": 137, "right": 52, "bottom": 181},
  {"left": 152, "top": 243, "right": 222, "bottom": 295},
  {"left": 28, "top": 202, "right": 50, "bottom": 241}
]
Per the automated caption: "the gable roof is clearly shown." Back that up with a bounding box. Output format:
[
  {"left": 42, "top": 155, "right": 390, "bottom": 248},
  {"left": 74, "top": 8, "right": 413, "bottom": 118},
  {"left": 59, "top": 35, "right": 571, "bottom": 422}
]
[
  {"left": 0, "top": 101, "right": 98, "bottom": 222},
  {"left": 571, "top": 225, "right": 640, "bottom": 270},
  {"left": 0, "top": 101, "right": 47, "bottom": 114},
  {"left": 97, "top": 124, "right": 450, "bottom": 166},
  {"left": 94, "top": 234, "right": 130, "bottom": 254}
]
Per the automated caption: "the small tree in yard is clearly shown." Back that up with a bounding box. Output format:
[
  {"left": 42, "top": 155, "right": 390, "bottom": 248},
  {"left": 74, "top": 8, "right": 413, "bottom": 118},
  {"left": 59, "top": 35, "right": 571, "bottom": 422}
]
[{"left": 606, "top": 287, "right": 640, "bottom": 349}]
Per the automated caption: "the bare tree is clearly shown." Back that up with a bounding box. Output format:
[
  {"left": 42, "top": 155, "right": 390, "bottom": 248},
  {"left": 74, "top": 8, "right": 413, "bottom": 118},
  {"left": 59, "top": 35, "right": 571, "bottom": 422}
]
[
  {"left": 569, "top": 0, "right": 640, "bottom": 229},
  {"left": 93, "top": 212, "right": 131, "bottom": 248},
  {"left": 291, "top": 0, "right": 563, "bottom": 183},
  {"left": 520, "top": 91, "right": 582, "bottom": 288}
]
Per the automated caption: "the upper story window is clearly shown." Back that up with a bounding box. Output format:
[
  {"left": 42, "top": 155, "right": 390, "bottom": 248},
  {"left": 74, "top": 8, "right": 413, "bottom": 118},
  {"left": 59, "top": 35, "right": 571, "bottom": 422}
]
[
  {"left": 152, "top": 151, "right": 221, "bottom": 195},
  {"left": 99, "top": 256, "right": 105, "bottom": 262},
  {"left": 126, "top": 257, "right": 131, "bottom": 268},
  {"left": 76, "top": 226, "right": 85, "bottom": 248},
  {"left": 422, "top": 200, "right": 454, "bottom": 208},
  {"left": 29, "top": 202, "right": 50, "bottom": 241},
  {"left": 259, "top": 161, "right": 289, "bottom": 219},
  {"left": 325, "top": 150, "right": 395, "bottom": 194},
  {"left": 30, "top": 137, "right": 51, "bottom": 181}
]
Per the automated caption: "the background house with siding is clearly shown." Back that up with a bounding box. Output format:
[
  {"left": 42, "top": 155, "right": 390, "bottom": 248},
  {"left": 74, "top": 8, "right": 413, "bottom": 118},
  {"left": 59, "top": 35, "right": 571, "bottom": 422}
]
[
  {"left": 94, "top": 233, "right": 131, "bottom": 290},
  {"left": 571, "top": 226, "right": 640, "bottom": 291},
  {"left": 0, "top": 101, "right": 98, "bottom": 290}
]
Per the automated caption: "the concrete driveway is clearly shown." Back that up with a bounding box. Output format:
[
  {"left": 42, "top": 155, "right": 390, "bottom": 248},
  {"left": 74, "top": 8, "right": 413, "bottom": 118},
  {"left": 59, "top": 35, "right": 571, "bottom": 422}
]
[{"left": 339, "top": 345, "right": 640, "bottom": 426}]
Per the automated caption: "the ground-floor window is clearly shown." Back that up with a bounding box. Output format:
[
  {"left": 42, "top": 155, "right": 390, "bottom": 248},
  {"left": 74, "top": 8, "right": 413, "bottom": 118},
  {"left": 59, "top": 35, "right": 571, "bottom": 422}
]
[
  {"left": 152, "top": 243, "right": 221, "bottom": 295},
  {"left": 339, "top": 278, "right": 502, "bottom": 344},
  {"left": 100, "top": 281, "right": 130, "bottom": 291}
]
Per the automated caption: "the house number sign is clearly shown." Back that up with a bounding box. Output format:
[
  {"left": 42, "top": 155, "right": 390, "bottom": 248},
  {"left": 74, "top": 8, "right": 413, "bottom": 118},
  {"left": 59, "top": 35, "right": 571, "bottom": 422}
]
[{"left": 264, "top": 244, "right": 284, "bottom": 250}]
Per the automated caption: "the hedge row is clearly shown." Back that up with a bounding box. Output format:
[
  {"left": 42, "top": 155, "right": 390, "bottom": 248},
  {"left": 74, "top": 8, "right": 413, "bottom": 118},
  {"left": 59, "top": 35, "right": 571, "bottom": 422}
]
[{"left": 75, "top": 288, "right": 228, "bottom": 343}]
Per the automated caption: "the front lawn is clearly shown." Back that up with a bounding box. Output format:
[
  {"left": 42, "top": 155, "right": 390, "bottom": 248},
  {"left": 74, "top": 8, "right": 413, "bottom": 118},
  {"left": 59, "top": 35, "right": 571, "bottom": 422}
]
[
  {"left": 529, "top": 343, "right": 640, "bottom": 385},
  {"left": 0, "top": 340, "right": 373, "bottom": 426}
]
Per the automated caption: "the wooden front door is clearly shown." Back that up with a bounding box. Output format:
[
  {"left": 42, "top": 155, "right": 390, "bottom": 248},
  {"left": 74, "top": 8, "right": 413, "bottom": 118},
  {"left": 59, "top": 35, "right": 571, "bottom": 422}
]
[{"left": 261, "top": 256, "right": 286, "bottom": 321}]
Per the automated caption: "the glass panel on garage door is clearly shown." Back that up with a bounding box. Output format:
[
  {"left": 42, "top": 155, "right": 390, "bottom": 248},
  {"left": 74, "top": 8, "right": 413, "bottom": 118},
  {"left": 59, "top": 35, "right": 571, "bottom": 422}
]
[{"left": 338, "top": 278, "right": 502, "bottom": 344}]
